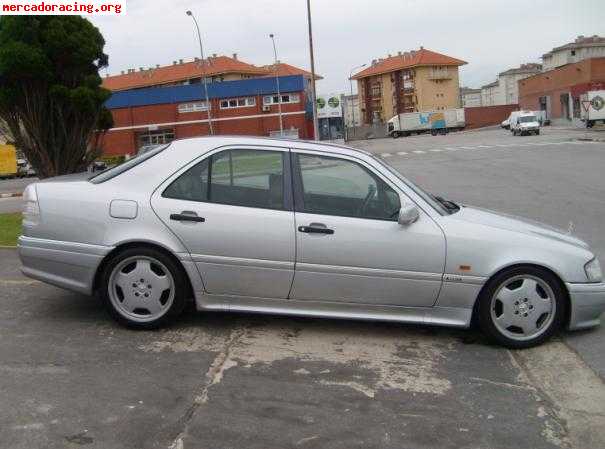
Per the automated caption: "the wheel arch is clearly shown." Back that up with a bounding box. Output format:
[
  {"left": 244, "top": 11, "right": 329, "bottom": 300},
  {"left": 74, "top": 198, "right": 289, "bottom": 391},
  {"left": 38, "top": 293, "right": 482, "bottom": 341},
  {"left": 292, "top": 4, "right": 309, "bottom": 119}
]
[
  {"left": 471, "top": 262, "right": 571, "bottom": 328},
  {"left": 93, "top": 241, "right": 195, "bottom": 300}
]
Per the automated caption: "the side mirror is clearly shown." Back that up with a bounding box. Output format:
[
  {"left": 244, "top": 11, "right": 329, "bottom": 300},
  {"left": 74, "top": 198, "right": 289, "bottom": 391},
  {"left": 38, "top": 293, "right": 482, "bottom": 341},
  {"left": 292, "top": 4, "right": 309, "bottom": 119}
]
[{"left": 398, "top": 204, "right": 420, "bottom": 226}]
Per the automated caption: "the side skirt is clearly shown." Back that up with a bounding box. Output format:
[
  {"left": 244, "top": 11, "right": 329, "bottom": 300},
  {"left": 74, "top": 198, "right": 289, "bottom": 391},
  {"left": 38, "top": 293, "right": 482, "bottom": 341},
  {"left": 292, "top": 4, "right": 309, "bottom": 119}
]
[{"left": 194, "top": 293, "right": 473, "bottom": 329}]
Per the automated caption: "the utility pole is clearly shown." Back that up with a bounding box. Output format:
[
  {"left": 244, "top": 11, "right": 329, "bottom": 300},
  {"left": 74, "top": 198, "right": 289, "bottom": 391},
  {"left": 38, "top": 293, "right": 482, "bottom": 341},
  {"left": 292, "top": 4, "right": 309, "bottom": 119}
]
[
  {"left": 306, "top": 0, "right": 319, "bottom": 140},
  {"left": 186, "top": 10, "right": 214, "bottom": 135},
  {"left": 269, "top": 34, "right": 284, "bottom": 136}
]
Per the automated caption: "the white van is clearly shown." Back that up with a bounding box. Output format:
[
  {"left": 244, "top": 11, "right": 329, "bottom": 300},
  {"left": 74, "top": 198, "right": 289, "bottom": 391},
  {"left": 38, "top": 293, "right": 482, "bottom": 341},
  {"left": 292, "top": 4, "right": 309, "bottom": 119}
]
[{"left": 510, "top": 111, "right": 540, "bottom": 136}]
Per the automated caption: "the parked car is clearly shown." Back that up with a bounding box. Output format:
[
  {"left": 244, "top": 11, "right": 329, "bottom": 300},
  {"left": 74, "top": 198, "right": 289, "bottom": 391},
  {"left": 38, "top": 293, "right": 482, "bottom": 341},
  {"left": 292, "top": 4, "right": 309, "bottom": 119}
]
[
  {"left": 501, "top": 118, "right": 510, "bottom": 129},
  {"left": 510, "top": 112, "right": 540, "bottom": 136},
  {"left": 17, "top": 159, "right": 37, "bottom": 178},
  {"left": 18, "top": 137, "right": 604, "bottom": 348}
]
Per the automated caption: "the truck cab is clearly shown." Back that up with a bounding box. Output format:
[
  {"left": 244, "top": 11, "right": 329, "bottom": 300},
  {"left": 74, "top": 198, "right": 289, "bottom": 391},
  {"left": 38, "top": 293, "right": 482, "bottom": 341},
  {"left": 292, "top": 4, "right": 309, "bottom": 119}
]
[{"left": 510, "top": 112, "right": 540, "bottom": 136}]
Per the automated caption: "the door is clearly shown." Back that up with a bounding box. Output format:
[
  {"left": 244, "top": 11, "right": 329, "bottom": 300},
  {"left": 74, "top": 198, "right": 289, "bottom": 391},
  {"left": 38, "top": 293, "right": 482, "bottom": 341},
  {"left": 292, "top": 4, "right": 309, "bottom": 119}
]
[
  {"left": 151, "top": 147, "right": 295, "bottom": 299},
  {"left": 290, "top": 151, "right": 446, "bottom": 307}
]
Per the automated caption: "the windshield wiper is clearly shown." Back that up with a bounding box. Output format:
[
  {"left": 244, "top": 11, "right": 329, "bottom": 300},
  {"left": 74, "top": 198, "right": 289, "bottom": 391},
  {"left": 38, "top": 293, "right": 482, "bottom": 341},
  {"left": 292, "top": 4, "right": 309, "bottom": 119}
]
[{"left": 434, "top": 195, "right": 460, "bottom": 213}]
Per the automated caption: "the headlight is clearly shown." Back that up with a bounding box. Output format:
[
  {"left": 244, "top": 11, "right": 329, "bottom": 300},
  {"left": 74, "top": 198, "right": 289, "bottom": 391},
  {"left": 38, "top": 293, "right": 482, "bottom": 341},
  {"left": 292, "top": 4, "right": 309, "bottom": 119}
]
[{"left": 585, "top": 258, "right": 602, "bottom": 283}]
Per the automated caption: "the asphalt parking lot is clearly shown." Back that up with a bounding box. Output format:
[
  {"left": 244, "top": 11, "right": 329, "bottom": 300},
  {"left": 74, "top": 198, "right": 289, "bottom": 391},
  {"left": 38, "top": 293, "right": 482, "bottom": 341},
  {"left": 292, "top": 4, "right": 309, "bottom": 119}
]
[{"left": 1, "top": 126, "right": 604, "bottom": 449}]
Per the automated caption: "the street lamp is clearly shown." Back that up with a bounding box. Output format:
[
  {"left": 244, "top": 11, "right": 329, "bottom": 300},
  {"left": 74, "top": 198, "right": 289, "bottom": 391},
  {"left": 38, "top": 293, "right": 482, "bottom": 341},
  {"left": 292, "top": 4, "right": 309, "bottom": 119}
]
[
  {"left": 269, "top": 34, "right": 284, "bottom": 136},
  {"left": 186, "top": 10, "right": 214, "bottom": 136},
  {"left": 349, "top": 63, "right": 366, "bottom": 132}
]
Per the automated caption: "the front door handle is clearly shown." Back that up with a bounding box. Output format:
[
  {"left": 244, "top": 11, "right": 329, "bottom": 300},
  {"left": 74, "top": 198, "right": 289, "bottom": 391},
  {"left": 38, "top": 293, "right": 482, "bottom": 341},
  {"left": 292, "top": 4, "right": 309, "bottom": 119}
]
[
  {"left": 170, "top": 211, "right": 205, "bottom": 223},
  {"left": 298, "top": 223, "right": 334, "bottom": 235}
]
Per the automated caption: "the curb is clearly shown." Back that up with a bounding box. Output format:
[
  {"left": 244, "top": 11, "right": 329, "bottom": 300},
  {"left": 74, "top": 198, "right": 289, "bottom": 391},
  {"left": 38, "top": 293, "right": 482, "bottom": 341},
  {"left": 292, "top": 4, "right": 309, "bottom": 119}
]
[
  {"left": 576, "top": 137, "right": 605, "bottom": 143},
  {"left": 0, "top": 192, "right": 22, "bottom": 199}
]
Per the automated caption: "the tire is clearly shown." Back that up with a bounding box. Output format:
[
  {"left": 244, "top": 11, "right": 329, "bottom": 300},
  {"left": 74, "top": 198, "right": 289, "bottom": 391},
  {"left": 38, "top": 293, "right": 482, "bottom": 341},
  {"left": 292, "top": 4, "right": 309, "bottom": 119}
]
[
  {"left": 477, "top": 266, "right": 566, "bottom": 349},
  {"left": 99, "top": 247, "right": 187, "bottom": 329},
  {"left": 392, "top": 131, "right": 400, "bottom": 138},
  {"left": 535, "top": 130, "right": 540, "bottom": 135}
]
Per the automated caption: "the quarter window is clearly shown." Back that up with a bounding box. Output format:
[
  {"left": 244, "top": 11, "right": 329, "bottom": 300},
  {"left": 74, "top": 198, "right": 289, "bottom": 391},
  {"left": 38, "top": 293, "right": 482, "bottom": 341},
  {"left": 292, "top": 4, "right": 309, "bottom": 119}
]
[
  {"left": 220, "top": 97, "right": 256, "bottom": 109},
  {"left": 295, "top": 154, "right": 400, "bottom": 220},
  {"left": 163, "top": 149, "right": 285, "bottom": 210}
]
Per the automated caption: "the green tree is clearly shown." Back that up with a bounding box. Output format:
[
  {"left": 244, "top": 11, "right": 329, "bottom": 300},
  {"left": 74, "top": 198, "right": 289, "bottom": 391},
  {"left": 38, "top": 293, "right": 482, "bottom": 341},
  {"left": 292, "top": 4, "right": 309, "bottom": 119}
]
[{"left": 0, "top": 16, "right": 113, "bottom": 178}]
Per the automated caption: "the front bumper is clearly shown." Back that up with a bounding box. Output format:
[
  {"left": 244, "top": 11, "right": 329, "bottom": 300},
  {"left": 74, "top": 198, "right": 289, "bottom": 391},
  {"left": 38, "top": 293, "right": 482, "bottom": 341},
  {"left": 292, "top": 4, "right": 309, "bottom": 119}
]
[
  {"left": 18, "top": 236, "right": 111, "bottom": 295},
  {"left": 567, "top": 281, "right": 605, "bottom": 330}
]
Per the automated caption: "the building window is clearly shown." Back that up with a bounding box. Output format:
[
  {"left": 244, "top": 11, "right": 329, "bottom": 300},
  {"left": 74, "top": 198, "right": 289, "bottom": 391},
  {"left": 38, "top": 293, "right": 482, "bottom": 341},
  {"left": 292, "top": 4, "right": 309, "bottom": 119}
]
[
  {"left": 370, "top": 85, "right": 381, "bottom": 97},
  {"left": 220, "top": 97, "right": 256, "bottom": 109},
  {"left": 138, "top": 129, "right": 175, "bottom": 148},
  {"left": 178, "top": 101, "right": 209, "bottom": 113},
  {"left": 263, "top": 93, "right": 300, "bottom": 105},
  {"left": 570, "top": 50, "right": 576, "bottom": 56}
]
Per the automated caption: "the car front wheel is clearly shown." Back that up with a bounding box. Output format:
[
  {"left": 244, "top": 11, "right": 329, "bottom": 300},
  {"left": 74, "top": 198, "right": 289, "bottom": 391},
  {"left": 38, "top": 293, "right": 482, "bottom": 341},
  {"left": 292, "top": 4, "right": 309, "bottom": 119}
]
[
  {"left": 478, "top": 267, "right": 566, "bottom": 348},
  {"left": 99, "top": 247, "right": 187, "bottom": 329}
]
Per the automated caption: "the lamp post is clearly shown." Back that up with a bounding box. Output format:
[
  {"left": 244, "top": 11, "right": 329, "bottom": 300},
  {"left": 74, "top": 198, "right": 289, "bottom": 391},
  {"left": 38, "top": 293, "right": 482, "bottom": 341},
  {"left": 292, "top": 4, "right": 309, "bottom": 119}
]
[
  {"left": 186, "top": 10, "right": 214, "bottom": 135},
  {"left": 349, "top": 64, "right": 366, "bottom": 134},
  {"left": 306, "top": 0, "right": 319, "bottom": 140},
  {"left": 269, "top": 34, "right": 284, "bottom": 136}
]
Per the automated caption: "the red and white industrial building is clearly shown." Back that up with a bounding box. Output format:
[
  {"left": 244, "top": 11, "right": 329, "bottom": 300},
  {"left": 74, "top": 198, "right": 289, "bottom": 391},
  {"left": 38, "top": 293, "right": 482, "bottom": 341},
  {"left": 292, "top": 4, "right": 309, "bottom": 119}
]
[{"left": 101, "top": 55, "right": 319, "bottom": 156}]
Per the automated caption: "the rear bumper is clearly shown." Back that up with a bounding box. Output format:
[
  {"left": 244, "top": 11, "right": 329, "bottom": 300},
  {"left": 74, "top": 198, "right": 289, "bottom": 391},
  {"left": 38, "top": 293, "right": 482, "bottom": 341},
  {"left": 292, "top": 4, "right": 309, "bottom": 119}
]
[
  {"left": 18, "top": 236, "right": 111, "bottom": 295},
  {"left": 567, "top": 281, "right": 605, "bottom": 330}
]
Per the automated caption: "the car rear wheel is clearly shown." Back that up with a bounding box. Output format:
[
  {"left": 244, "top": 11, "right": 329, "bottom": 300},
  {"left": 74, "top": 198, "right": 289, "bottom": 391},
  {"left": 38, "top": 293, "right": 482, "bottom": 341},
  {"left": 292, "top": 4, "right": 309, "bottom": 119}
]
[
  {"left": 478, "top": 267, "right": 566, "bottom": 348},
  {"left": 100, "top": 247, "right": 187, "bottom": 329}
]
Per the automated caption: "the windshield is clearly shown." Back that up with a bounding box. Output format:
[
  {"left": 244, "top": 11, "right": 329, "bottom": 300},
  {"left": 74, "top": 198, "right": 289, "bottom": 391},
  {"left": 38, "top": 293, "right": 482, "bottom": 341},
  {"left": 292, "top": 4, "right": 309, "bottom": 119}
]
[
  {"left": 89, "top": 143, "right": 170, "bottom": 184},
  {"left": 371, "top": 154, "right": 453, "bottom": 215},
  {"left": 519, "top": 116, "right": 537, "bottom": 123}
]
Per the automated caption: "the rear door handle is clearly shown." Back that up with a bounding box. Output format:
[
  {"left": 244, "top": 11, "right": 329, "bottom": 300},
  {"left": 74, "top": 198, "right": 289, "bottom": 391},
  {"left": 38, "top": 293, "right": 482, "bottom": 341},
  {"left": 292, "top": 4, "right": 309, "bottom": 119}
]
[
  {"left": 170, "top": 211, "right": 205, "bottom": 223},
  {"left": 298, "top": 223, "right": 334, "bottom": 235}
]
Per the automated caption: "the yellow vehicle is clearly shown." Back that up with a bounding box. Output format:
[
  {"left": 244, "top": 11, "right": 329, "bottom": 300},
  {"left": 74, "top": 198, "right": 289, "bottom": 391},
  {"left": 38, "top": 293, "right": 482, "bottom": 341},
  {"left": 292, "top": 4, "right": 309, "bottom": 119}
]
[{"left": 0, "top": 144, "right": 17, "bottom": 178}]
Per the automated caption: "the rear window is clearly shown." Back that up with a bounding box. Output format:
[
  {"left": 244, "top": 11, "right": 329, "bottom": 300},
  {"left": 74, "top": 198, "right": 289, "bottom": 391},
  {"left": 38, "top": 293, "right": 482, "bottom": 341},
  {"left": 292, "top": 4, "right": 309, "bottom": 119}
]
[{"left": 89, "top": 144, "right": 170, "bottom": 184}]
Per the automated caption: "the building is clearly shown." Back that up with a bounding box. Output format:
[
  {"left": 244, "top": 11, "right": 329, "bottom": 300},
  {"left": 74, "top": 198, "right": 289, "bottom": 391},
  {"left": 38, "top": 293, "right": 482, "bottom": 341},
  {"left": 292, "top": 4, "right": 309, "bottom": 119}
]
[
  {"left": 459, "top": 87, "right": 482, "bottom": 107},
  {"left": 100, "top": 55, "right": 319, "bottom": 155},
  {"left": 498, "top": 63, "right": 542, "bottom": 105},
  {"left": 102, "top": 75, "right": 313, "bottom": 156},
  {"left": 351, "top": 47, "right": 467, "bottom": 124},
  {"left": 480, "top": 63, "right": 542, "bottom": 106},
  {"left": 343, "top": 94, "right": 361, "bottom": 127},
  {"left": 518, "top": 57, "right": 605, "bottom": 125},
  {"left": 316, "top": 93, "right": 344, "bottom": 140},
  {"left": 542, "top": 35, "right": 605, "bottom": 72},
  {"left": 481, "top": 81, "right": 500, "bottom": 106},
  {"left": 102, "top": 54, "right": 320, "bottom": 91}
]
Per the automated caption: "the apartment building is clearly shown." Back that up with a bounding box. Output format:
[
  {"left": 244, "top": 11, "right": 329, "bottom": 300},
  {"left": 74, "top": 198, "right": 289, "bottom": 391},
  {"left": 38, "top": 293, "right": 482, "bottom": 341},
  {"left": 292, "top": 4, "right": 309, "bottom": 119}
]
[
  {"left": 460, "top": 87, "right": 482, "bottom": 107},
  {"left": 480, "top": 63, "right": 542, "bottom": 106},
  {"left": 351, "top": 47, "right": 466, "bottom": 124},
  {"left": 542, "top": 35, "right": 605, "bottom": 72}
]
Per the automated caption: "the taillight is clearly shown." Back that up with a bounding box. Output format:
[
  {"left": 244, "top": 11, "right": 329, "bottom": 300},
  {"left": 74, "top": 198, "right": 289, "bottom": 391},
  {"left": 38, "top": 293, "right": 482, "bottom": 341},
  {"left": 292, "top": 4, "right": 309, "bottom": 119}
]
[{"left": 22, "top": 184, "right": 40, "bottom": 227}]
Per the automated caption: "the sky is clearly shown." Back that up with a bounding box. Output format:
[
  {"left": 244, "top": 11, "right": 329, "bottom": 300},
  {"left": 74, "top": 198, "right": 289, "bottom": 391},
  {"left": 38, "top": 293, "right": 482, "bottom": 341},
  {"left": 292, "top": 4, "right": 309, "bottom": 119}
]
[{"left": 91, "top": 0, "right": 605, "bottom": 95}]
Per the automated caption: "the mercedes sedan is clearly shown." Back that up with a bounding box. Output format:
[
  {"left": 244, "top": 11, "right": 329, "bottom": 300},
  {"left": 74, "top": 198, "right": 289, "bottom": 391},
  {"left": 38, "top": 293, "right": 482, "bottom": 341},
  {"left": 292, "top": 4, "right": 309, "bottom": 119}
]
[{"left": 18, "top": 136, "right": 605, "bottom": 348}]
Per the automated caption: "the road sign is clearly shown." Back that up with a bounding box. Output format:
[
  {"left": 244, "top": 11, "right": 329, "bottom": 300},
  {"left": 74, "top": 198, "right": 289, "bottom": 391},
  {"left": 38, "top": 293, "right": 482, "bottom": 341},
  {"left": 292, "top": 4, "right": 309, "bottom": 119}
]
[{"left": 581, "top": 100, "right": 591, "bottom": 112}]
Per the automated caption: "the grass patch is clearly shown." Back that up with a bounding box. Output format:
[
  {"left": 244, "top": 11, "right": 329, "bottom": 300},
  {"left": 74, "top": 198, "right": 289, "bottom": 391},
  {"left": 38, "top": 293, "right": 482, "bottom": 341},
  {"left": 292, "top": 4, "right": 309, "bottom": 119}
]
[{"left": 0, "top": 213, "right": 21, "bottom": 247}]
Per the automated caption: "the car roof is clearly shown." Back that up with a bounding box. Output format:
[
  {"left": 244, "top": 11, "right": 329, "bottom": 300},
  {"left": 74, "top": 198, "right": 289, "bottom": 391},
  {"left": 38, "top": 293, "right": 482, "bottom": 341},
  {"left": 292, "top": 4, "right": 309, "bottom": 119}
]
[{"left": 170, "top": 135, "right": 374, "bottom": 159}]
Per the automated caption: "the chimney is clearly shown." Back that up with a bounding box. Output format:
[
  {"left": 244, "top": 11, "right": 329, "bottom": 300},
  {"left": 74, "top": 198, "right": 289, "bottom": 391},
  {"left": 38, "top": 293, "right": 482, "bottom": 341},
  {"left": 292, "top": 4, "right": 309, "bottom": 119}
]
[
  {"left": 194, "top": 57, "right": 199, "bottom": 61},
  {"left": 173, "top": 60, "right": 178, "bottom": 65},
  {"left": 232, "top": 53, "right": 238, "bottom": 60},
  {"left": 212, "top": 53, "right": 217, "bottom": 58},
  {"left": 397, "top": 51, "right": 402, "bottom": 56},
  {"left": 120, "top": 70, "right": 125, "bottom": 75},
  {"left": 388, "top": 53, "right": 392, "bottom": 58},
  {"left": 179, "top": 59, "right": 183, "bottom": 64},
  {"left": 155, "top": 64, "right": 160, "bottom": 68},
  {"left": 420, "top": 46, "right": 424, "bottom": 50},
  {"left": 139, "top": 67, "right": 144, "bottom": 71},
  {"left": 371, "top": 59, "right": 377, "bottom": 65}
]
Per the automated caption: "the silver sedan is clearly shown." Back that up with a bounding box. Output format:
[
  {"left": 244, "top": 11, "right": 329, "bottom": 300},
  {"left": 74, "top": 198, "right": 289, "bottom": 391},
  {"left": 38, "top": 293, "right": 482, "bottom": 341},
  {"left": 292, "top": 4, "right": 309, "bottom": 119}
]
[{"left": 18, "top": 136, "right": 605, "bottom": 348}]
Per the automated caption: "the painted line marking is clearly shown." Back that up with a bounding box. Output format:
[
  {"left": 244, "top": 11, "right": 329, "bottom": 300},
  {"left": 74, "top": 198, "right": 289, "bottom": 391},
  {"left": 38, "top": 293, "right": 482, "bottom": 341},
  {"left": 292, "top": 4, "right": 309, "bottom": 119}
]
[
  {"left": 429, "top": 149, "right": 443, "bottom": 152},
  {"left": 444, "top": 147, "right": 458, "bottom": 151},
  {"left": 381, "top": 153, "right": 392, "bottom": 157},
  {"left": 477, "top": 145, "right": 493, "bottom": 148},
  {"left": 396, "top": 151, "right": 408, "bottom": 155},
  {"left": 412, "top": 150, "right": 426, "bottom": 154}
]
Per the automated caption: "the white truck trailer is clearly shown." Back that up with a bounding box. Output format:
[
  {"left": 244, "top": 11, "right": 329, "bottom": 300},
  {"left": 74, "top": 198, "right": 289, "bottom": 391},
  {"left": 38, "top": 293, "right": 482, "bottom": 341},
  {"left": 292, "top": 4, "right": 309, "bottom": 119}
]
[
  {"left": 581, "top": 90, "right": 605, "bottom": 128},
  {"left": 387, "top": 108, "right": 465, "bottom": 138}
]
